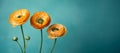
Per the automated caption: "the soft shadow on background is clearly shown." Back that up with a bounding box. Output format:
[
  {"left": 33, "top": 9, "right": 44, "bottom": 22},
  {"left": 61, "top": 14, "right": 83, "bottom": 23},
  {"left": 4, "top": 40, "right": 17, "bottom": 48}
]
[{"left": 0, "top": 0, "right": 120, "bottom": 53}]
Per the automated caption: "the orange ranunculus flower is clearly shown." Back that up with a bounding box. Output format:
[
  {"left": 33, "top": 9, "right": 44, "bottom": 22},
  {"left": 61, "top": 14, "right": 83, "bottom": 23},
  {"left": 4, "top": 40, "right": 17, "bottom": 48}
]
[
  {"left": 47, "top": 24, "right": 67, "bottom": 39},
  {"left": 30, "top": 12, "right": 51, "bottom": 29},
  {"left": 9, "top": 9, "right": 30, "bottom": 27}
]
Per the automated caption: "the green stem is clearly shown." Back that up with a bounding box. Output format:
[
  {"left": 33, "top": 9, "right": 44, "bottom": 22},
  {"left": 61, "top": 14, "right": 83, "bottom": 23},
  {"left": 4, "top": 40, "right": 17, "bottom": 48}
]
[
  {"left": 20, "top": 25, "right": 26, "bottom": 53},
  {"left": 16, "top": 41, "right": 23, "bottom": 53},
  {"left": 25, "top": 40, "right": 29, "bottom": 53},
  {"left": 39, "top": 29, "right": 43, "bottom": 53},
  {"left": 51, "top": 38, "right": 57, "bottom": 53}
]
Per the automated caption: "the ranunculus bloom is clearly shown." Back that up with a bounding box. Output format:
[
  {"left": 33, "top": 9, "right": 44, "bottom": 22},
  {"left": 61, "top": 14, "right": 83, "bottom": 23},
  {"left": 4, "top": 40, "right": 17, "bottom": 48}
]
[
  {"left": 30, "top": 12, "right": 51, "bottom": 29},
  {"left": 47, "top": 24, "right": 67, "bottom": 39},
  {"left": 9, "top": 9, "right": 30, "bottom": 27}
]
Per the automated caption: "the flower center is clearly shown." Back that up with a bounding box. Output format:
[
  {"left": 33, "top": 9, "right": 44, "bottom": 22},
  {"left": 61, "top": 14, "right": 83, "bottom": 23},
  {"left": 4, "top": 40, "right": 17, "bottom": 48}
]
[
  {"left": 37, "top": 18, "right": 44, "bottom": 24},
  {"left": 52, "top": 28, "right": 59, "bottom": 32},
  {"left": 17, "top": 15, "right": 22, "bottom": 18}
]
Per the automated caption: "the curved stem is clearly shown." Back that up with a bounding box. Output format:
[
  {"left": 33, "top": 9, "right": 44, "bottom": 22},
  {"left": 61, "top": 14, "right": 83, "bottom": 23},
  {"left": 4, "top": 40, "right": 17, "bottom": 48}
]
[
  {"left": 51, "top": 38, "right": 57, "bottom": 53},
  {"left": 20, "top": 25, "right": 26, "bottom": 53},
  {"left": 39, "top": 29, "right": 43, "bottom": 53},
  {"left": 16, "top": 41, "right": 23, "bottom": 53},
  {"left": 25, "top": 40, "right": 29, "bottom": 52}
]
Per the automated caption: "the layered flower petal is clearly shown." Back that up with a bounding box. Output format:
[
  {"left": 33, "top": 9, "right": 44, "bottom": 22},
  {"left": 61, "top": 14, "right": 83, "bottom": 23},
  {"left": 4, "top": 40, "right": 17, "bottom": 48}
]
[
  {"left": 9, "top": 9, "right": 30, "bottom": 27},
  {"left": 30, "top": 12, "right": 51, "bottom": 29},
  {"left": 47, "top": 24, "right": 67, "bottom": 39}
]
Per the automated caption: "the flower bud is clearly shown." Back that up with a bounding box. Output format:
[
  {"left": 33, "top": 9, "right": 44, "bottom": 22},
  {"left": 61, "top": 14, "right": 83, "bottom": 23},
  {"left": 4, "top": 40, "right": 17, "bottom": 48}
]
[
  {"left": 25, "top": 36, "right": 30, "bottom": 40},
  {"left": 12, "top": 36, "right": 18, "bottom": 41}
]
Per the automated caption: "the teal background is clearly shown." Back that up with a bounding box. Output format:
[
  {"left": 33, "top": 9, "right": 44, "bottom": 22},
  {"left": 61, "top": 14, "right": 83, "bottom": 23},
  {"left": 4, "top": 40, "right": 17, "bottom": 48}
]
[{"left": 0, "top": 0, "right": 120, "bottom": 53}]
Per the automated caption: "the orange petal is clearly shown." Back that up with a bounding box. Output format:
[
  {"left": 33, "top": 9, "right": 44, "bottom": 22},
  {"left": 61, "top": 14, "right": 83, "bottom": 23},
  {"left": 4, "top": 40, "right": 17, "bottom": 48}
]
[
  {"left": 30, "top": 12, "right": 51, "bottom": 29},
  {"left": 9, "top": 9, "right": 30, "bottom": 28},
  {"left": 47, "top": 24, "right": 67, "bottom": 39}
]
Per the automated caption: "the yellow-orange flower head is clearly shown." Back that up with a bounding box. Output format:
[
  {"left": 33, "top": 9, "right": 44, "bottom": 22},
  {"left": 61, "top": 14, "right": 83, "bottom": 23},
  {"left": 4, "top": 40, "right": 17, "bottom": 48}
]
[
  {"left": 9, "top": 9, "right": 30, "bottom": 27},
  {"left": 47, "top": 24, "right": 67, "bottom": 39},
  {"left": 30, "top": 12, "right": 51, "bottom": 29}
]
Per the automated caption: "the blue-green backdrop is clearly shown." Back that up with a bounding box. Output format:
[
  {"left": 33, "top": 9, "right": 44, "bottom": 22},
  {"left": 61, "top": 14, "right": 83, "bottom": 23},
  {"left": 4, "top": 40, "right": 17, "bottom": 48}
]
[{"left": 0, "top": 0, "right": 120, "bottom": 53}]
